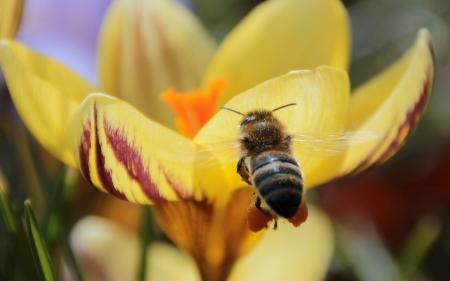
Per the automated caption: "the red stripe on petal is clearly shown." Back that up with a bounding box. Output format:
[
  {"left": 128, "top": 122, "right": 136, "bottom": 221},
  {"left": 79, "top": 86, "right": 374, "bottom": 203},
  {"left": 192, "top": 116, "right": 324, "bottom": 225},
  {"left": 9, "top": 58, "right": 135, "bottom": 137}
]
[
  {"left": 94, "top": 107, "right": 127, "bottom": 200},
  {"left": 79, "top": 121, "right": 92, "bottom": 184},
  {"left": 350, "top": 132, "right": 388, "bottom": 175},
  {"left": 377, "top": 75, "right": 432, "bottom": 163},
  {"left": 350, "top": 72, "right": 433, "bottom": 175},
  {"left": 103, "top": 117, "right": 166, "bottom": 203}
]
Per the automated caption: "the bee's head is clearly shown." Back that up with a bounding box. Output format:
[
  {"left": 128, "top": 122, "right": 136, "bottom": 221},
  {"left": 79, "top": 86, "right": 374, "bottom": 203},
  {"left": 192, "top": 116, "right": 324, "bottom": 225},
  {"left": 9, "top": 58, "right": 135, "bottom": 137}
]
[
  {"left": 240, "top": 110, "right": 275, "bottom": 128},
  {"left": 220, "top": 103, "right": 295, "bottom": 128}
]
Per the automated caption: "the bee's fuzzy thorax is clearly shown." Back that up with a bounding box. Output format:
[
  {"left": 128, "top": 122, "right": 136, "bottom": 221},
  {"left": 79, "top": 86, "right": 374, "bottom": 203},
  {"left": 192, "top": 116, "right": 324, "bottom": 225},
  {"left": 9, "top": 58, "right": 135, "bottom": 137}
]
[{"left": 239, "top": 110, "right": 290, "bottom": 156}]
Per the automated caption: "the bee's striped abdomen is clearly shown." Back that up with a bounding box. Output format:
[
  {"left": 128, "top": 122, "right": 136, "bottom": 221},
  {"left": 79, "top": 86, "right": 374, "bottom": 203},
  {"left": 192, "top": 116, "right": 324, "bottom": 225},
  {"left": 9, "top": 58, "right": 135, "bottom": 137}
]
[{"left": 250, "top": 150, "right": 303, "bottom": 219}]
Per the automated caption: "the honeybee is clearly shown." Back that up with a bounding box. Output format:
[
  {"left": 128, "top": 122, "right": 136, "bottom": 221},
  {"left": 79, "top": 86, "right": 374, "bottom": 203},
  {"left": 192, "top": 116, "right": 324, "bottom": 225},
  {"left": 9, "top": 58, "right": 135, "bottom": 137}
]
[{"left": 221, "top": 103, "right": 308, "bottom": 232}]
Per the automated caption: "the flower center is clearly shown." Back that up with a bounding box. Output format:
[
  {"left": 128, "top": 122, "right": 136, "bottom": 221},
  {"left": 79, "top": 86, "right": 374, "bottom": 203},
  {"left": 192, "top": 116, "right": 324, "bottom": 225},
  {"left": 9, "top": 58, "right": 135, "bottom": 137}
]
[
  {"left": 160, "top": 79, "right": 227, "bottom": 138},
  {"left": 153, "top": 188, "right": 263, "bottom": 281}
]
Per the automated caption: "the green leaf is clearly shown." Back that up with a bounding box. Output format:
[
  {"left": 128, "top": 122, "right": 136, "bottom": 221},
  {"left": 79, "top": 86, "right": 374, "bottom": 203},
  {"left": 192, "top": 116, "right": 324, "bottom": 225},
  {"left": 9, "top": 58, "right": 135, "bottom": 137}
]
[
  {"left": 0, "top": 184, "right": 18, "bottom": 233},
  {"left": 23, "top": 199, "right": 58, "bottom": 281}
]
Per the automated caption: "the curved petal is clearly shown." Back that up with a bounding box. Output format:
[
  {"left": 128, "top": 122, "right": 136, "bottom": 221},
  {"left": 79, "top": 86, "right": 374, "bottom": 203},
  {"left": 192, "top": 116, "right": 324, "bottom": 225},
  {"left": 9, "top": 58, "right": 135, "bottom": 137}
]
[
  {"left": 16, "top": 0, "right": 111, "bottom": 84},
  {"left": 203, "top": 0, "right": 350, "bottom": 103},
  {"left": 229, "top": 207, "right": 334, "bottom": 281},
  {"left": 195, "top": 67, "right": 350, "bottom": 189},
  {"left": 0, "top": 39, "right": 96, "bottom": 166},
  {"left": 70, "top": 216, "right": 200, "bottom": 281},
  {"left": 69, "top": 93, "right": 226, "bottom": 204},
  {"left": 0, "top": 0, "right": 24, "bottom": 37},
  {"left": 338, "top": 29, "right": 434, "bottom": 175},
  {"left": 98, "top": 0, "right": 215, "bottom": 127}
]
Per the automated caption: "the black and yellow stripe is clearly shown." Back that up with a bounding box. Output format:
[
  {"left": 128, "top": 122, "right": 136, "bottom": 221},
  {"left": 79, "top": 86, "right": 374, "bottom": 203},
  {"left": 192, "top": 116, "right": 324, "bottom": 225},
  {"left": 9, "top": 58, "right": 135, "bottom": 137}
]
[{"left": 250, "top": 150, "right": 303, "bottom": 218}]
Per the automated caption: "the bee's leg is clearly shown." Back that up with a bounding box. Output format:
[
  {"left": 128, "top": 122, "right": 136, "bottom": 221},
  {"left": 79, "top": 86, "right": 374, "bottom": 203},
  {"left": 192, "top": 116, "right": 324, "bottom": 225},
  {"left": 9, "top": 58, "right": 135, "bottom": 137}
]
[
  {"left": 255, "top": 196, "right": 272, "bottom": 216},
  {"left": 288, "top": 200, "right": 309, "bottom": 227},
  {"left": 273, "top": 219, "right": 278, "bottom": 230},
  {"left": 255, "top": 196, "right": 262, "bottom": 209},
  {"left": 237, "top": 157, "right": 251, "bottom": 184}
]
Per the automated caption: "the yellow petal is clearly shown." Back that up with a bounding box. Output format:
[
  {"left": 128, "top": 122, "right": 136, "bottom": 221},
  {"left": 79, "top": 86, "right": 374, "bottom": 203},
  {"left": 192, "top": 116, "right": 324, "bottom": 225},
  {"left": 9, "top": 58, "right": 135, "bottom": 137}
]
[
  {"left": 148, "top": 244, "right": 199, "bottom": 281},
  {"left": 70, "top": 216, "right": 200, "bottom": 281},
  {"left": 204, "top": 0, "right": 350, "bottom": 103},
  {"left": 69, "top": 93, "right": 226, "bottom": 204},
  {"left": 229, "top": 207, "right": 334, "bottom": 281},
  {"left": 98, "top": 0, "right": 215, "bottom": 127},
  {"left": 195, "top": 67, "right": 350, "bottom": 190},
  {"left": 0, "top": 39, "right": 96, "bottom": 166},
  {"left": 0, "top": 0, "right": 24, "bottom": 37},
  {"left": 339, "top": 29, "right": 434, "bottom": 175}
]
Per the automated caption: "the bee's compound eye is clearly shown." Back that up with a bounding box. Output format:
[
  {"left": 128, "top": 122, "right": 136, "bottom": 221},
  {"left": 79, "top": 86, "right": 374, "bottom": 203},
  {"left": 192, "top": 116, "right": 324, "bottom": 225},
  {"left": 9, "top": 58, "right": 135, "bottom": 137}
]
[{"left": 241, "top": 116, "right": 255, "bottom": 126}]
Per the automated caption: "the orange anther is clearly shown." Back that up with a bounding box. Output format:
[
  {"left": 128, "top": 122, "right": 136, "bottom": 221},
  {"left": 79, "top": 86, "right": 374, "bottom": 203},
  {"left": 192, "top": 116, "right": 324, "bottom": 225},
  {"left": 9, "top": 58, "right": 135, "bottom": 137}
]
[{"left": 161, "top": 79, "right": 227, "bottom": 138}]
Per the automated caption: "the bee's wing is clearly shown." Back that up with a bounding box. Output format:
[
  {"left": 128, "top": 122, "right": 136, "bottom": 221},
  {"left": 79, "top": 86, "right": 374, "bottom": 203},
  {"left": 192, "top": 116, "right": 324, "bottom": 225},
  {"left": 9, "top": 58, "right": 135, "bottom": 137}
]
[
  {"left": 154, "top": 138, "right": 239, "bottom": 168},
  {"left": 291, "top": 130, "right": 381, "bottom": 188},
  {"left": 194, "top": 139, "right": 240, "bottom": 168},
  {"left": 291, "top": 130, "right": 381, "bottom": 156}
]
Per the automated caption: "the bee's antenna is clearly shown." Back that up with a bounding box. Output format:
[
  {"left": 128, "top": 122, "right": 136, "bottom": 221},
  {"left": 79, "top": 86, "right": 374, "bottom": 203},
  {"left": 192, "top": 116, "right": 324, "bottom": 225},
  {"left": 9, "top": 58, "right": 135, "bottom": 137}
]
[
  {"left": 220, "top": 106, "right": 245, "bottom": 116},
  {"left": 272, "top": 103, "right": 297, "bottom": 112}
]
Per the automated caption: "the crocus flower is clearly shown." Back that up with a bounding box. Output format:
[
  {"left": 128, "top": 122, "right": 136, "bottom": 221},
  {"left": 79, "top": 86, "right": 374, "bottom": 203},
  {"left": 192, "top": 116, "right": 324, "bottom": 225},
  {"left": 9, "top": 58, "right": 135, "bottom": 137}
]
[
  {"left": 69, "top": 210, "right": 333, "bottom": 281},
  {"left": 0, "top": 0, "right": 434, "bottom": 280}
]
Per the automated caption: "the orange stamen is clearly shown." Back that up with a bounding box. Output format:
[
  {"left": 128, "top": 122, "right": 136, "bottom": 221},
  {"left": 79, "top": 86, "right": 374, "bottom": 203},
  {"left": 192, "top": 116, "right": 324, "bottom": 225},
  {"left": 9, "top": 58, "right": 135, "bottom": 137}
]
[{"left": 161, "top": 79, "right": 227, "bottom": 138}]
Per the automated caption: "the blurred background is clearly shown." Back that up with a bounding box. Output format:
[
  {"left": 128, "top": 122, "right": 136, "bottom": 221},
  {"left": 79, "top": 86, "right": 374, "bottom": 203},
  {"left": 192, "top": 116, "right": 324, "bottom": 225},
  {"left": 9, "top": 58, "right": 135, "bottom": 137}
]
[{"left": 0, "top": 0, "right": 449, "bottom": 280}]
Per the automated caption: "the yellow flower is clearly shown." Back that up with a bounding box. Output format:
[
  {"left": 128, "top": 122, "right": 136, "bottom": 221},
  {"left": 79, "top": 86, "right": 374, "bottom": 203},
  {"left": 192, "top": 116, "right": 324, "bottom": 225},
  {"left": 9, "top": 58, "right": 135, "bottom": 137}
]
[
  {"left": 70, "top": 208, "right": 333, "bottom": 281},
  {"left": 0, "top": 0, "right": 24, "bottom": 38},
  {"left": 0, "top": 0, "right": 434, "bottom": 280}
]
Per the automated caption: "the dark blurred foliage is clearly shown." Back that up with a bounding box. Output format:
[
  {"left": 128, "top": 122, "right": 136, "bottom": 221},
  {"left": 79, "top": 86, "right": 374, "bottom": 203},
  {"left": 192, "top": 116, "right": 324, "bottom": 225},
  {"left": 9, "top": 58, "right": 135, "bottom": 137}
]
[
  {"left": 193, "top": 0, "right": 265, "bottom": 39},
  {"left": 320, "top": 145, "right": 450, "bottom": 249}
]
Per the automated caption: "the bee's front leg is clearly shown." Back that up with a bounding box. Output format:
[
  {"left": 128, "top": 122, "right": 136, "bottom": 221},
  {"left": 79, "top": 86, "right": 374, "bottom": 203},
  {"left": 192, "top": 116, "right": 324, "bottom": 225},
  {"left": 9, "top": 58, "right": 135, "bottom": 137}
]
[
  {"left": 237, "top": 157, "right": 251, "bottom": 184},
  {"left": 255, "top": 196, "right": 262, "bottom": 209}
]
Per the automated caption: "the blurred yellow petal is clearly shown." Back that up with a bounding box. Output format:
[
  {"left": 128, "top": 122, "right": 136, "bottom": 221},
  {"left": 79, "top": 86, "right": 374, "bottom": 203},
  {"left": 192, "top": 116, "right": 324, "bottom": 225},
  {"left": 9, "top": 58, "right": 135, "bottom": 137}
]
[
  {"left": 0, "top": 0, "right": 23, "bottom": 37},
  {"left": 339, "top": 29, "right": 434, "bottom": 175},
  {"left": 148, "top": 244, "right": 199, "bottom": 281},
  {"left": 0, "top": 39, "right": 96, "bottom": 166},
  {"left": 69, "top": 93, "right": 226, "bottom": 204},
  {"left": 98, "top": 0, "right": 215, "bottom": 127},
  {"left": 70, "top": 216, "right": 200, "bottom": 281},
  {"left": 204, "top": 0, "right": 350, "bottom": 103},
  {"left": 195, "top": 67, "right": 350, "bottom": 190},
  {"left": 229, "top": 207, "right": 333, "bottom": 281}
]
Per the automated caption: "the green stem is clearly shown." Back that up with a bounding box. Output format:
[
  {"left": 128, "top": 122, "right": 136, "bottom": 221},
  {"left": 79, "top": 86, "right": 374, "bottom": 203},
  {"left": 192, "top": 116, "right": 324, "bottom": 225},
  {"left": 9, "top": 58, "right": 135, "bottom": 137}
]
[
  {"left": 398, "top": 217, "right": 441, "bottom": 280},
  {"left": 137, "top": 207, "right": 153, "bottom": 281},
  {"left": 39, "top": 167, "right": 85, "bottom": 281}
]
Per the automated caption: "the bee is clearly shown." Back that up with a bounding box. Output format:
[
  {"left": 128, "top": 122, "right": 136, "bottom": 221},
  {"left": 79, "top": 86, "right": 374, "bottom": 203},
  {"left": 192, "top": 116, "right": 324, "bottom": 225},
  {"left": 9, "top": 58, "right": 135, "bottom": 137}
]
[{"left": 221, "top": 103, "right": 308, "bottom": 232}]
